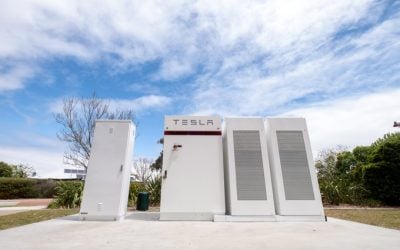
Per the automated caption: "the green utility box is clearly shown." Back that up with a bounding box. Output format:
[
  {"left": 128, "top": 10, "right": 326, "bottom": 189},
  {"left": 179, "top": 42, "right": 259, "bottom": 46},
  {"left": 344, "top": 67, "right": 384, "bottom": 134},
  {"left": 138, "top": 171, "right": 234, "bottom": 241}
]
[{"left": 136, "top": 192, "right": 149, "bottom": 211}]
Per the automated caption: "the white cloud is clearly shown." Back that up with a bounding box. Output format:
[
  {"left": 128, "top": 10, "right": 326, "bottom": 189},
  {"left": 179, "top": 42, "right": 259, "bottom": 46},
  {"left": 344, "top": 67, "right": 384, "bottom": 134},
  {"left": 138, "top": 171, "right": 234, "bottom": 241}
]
[
  {"left": 49, "top": 95, "right": 171, "bottom": 114},
  {"left": 0, "top": 146, "right": 66, "bottom": 178},
  {"left": 109, "top": 95, "right": 171, "bottom": 113},
  {"left": 281, "top": 89, "right": 400, "bottom": 154},
  {"left": 156, "top": 59, "right": 193, "bottom": 81},
  {"left": 0, "top": 65, "right": 34, "bottom": 92},
  {"left": 189, "top": 10, "right": 400, "bottom": 116},
  {"left": 0, "top": 0, "right": 384, "bottom": 87}
]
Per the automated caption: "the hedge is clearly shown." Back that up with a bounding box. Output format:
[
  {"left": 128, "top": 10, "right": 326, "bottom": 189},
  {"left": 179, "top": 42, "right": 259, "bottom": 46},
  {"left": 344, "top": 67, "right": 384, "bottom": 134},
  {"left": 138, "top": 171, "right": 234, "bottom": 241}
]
[{"left": 0, "top": 178, "right": 57, "bottom": 199}]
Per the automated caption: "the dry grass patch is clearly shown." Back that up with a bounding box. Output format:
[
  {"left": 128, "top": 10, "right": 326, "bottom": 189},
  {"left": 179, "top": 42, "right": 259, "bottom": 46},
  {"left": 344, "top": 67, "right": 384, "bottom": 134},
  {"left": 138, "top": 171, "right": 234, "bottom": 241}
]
[
  {"left": 325, "top": 208, "right": 400, "bottom": 230},
  {"left": 0, "top": 209, "right": 78, "bottom": 230}
]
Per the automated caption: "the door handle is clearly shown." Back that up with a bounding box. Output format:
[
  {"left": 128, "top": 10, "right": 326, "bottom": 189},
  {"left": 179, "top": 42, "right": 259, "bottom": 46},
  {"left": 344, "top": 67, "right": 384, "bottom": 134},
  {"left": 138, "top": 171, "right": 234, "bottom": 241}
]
[
  {"left": 173, "top": 144, "right": 182, "bottom": 150},
  {"left": 163, "top": 170, "right": 167, "bottom": 179}
]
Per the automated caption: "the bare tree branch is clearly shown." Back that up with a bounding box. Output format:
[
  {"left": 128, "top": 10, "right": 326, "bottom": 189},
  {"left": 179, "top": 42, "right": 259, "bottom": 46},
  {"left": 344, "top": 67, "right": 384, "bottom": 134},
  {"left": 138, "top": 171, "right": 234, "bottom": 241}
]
[
  {"left": 54, "top": 92, "right": 135, "bottom": 170},
  {"left": 132, "top": 158, "right": 154, "bottom": 183}
]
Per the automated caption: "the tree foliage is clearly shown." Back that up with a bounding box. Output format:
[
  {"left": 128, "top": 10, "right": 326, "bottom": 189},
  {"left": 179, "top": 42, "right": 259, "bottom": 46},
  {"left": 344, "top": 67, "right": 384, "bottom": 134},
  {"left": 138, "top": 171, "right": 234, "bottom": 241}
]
[
  {"left": 150, "top": 138, "right": 163, "bottom": 171},
  {"left": 54, "top": 93, "right": 135, "bottom": 169},
  {"left": 316, "top": 132, "right": 400, "bottom": 206},
  {"left": 150, "top": 151, "right": 163, "bottom": 171},
  {"left": 0, "top": 162, "right": 13, "bottom": 177},
  {"left": 0, "top": 161, "right": 36, "bottom": 178},
  {"left": 362, "top": 133, "right": 400, "bottom": 205}
]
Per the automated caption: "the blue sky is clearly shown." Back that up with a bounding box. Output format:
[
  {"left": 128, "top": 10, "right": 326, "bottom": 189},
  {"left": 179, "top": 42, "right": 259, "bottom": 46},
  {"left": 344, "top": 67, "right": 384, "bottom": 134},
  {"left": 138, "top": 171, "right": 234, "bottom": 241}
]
[{"left": 0, "top": 0, "right": 399, "bottom": 177}]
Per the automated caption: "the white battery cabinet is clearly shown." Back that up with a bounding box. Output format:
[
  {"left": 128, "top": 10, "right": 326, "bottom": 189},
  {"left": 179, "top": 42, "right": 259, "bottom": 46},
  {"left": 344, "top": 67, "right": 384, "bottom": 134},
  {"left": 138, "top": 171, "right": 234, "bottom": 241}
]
[
  {"left": 265, "top": 118, "right": 324, "bottom": 220},
  {"left": 160, "top": 116, "right": 225, "bottom": 221},
  {"left": 80, "top": 120, "right": 135, "bottom": 221},
  {"left": 222, "top": 117, "right": 275, "bottom": 219}
]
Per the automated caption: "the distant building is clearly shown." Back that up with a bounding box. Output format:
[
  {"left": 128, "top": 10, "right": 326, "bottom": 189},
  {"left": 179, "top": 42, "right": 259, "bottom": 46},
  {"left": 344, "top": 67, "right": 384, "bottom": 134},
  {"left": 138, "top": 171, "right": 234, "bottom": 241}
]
[{"left": 64, "top": 168, "right": 86, "bottom": 179}]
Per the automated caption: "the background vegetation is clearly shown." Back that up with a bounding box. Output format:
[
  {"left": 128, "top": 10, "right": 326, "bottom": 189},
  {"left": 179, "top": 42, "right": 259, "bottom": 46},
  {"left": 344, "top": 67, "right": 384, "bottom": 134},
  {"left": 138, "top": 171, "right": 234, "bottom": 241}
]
[
  {"left": 0, "top": 161, "right": 36, "bottom": 178},
  {"left": 48, "top": 175, "right": 161, "bottom": 209},
  {"left": 316, "top": 132, "right": 400, "bottom": 206},
  {"left": 0, "top": 178, "right": 57, "bottom": 199}
]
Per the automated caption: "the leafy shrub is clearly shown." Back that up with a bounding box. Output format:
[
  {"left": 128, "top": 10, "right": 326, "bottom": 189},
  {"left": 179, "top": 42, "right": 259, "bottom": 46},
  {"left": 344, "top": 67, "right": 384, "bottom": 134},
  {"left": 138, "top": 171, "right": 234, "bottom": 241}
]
[
  {"left": 36, "top": 179, "right": 57, "bottom": 198},
  {"left": 0, "top": 178, "right": 57, "bottom": 199},
  {"left": 48, "top": 181, "right": 83, "bottom": 209},
  {"left": 128, "top": 175, "right": 161, "bottom": 207},
  {"left": 128, "top": 182, "right": 146, "bottom": 207},
  {"left": 0, "top": 178, "right": 38, "bottom": 199},
  {"left": 146, "top": 175, "right": 161, "bottom": 206}
]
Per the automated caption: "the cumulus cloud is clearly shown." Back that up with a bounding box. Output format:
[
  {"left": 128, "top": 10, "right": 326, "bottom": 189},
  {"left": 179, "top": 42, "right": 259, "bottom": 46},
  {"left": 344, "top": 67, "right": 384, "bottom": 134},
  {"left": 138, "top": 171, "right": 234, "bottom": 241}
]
[
  {"left": 0, "top": 65, "right": 34, "bottom": 92},
  {"left": 189, "top": 2, "right": 400, "bottom": 116},
  {"left": 281, "top": 89, "right": 400, "bottom": 154},
  {"left": 108, "top": 95, "right": 172, "bottom": 113},
  {"left": 50, "top": 95, "right": 171, "bottom": 114},
  {"left": 0, "top": 146, "right": 66, "bottom": 178},
  {"left": 1, "top": 0, "right": 398, "bottom": 99}
]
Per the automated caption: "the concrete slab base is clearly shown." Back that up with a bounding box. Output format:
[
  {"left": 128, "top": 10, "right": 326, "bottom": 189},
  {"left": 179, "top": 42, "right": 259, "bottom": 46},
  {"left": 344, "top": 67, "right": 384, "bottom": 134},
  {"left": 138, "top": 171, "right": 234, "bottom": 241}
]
[
  {"left": 213, "top": 215, "right": 277, "bottom": 222},
  {"left": 160, "top": 212, "right": 215, "bottom": 221},
  {"left": 80, "top": 214, "right": 125, "bottom": 221},
  {"left": 213, "top": 215, "right": 326, "bottom": 222},
  {"left": 275, "top": 215, "right": 326, "bottom": 222},
  {"left": 0, "top": 213, "right": 399, "bottom": 250}
]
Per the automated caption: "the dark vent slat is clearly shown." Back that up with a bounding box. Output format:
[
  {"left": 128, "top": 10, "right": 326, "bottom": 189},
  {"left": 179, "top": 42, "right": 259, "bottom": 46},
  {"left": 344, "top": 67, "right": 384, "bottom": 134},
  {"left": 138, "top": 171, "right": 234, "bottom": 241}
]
[
  {"left": 277, "top": 131, "right": 315, "bottom": 200},
  {"left": 233, "top": 131, "right": 267, "bottom": 200}
]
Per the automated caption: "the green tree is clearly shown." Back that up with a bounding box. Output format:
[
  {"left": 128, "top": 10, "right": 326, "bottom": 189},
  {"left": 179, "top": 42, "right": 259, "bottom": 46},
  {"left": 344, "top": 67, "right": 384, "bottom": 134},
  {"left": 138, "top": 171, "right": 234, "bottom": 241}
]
[
  {"left": 0, "top": 162, "right": 13, "bottom": 177},
  {"left": 352, "top": 146, "right": 371, "bottom": 164},
  {"left": 315, "top": 148, "right": 343, "bottom": 205},
  {"left": 362, "top": 133, "right": 400, "bottom": 205},
  {"left": 317, "top": 132, "right": 400, "bottom": 206},
  {"left": 150, "top": 138, "right": 163, "bottom": 171},
  {"left": 0, "top": 162, "right": 35, "bottom": 178},
  {"left": 12, "top": 164, "right": 36, "bottom": 178},
  {"left": 150, "top": 151, "right": 163, "bottom": 171},
  {"left": 316, "top": 148, "right": 367, "bottom": 205}
]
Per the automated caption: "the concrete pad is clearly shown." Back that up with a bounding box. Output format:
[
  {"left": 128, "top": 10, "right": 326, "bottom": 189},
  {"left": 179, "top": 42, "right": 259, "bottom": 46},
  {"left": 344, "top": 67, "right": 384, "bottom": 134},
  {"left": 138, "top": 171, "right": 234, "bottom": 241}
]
[{"left": 0, "top": 213, "right": 399, "bottom": 250}]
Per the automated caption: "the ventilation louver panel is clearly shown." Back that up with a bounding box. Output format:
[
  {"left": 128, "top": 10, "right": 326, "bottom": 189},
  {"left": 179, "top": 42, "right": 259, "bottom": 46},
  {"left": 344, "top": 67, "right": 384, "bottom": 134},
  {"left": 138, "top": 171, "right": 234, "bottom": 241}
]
[
  {"left": 277, "top": 131, "right": 314, "bottom": 200},
  {"left": 233, "top": 131, "right": 267, "bottom": 200}
]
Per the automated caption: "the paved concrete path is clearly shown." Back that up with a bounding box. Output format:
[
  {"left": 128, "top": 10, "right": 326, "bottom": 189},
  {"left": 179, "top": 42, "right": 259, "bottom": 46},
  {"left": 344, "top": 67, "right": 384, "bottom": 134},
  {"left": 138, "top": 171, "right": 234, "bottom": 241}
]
[
  {"left": 0, "top": 206, "right": 47, "bottom": 216},
  {"left": 0, "top": 212, "right": 399, "bottom": 250}
]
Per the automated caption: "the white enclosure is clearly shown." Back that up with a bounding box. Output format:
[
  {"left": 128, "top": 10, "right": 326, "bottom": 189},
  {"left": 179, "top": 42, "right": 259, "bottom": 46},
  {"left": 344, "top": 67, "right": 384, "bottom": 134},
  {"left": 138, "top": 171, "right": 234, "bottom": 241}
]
[
  {"left": 265, "top": 118, "right": 324, "bottom": 219},
  {"left": 160, "top": 116, "right": 225, "bottom": 221},
  {"left": 222, "top": 117, "right": 275, "bottom": 217},
  {"left": 80, "top": 120, "right": 135, "bottom": 221}
]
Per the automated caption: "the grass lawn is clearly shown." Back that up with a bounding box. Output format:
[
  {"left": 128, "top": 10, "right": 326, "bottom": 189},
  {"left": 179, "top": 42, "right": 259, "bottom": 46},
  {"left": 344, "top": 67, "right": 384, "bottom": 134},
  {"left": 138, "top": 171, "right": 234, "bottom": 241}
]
[
  {"left": 0, "top": 209, "right": 78, "bottom": 230},
  {"left": 325, "top": 208, "right": 400, "bottom": 230}
]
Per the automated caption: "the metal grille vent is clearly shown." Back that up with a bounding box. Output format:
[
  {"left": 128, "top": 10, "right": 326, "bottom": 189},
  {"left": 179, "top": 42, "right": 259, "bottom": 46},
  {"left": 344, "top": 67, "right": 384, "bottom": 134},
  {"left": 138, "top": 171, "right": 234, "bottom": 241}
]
[
  {"left": 277, "top": 131, "right": 315, "bottom": 200},
  {"left": 233, "top": 130, "right": 267, "bottom": 200}
]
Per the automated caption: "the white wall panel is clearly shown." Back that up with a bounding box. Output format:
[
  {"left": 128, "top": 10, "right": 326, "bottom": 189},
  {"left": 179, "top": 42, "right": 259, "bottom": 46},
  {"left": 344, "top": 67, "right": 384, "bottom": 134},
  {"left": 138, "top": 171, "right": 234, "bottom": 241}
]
[
  {"left": 223, "top": 117, "right": 275, "bottom": 216},
  {"left": 80, "top": 120, "right": 135, "bottom": 221},
  {"left": 265, "top": 118, "right": 324, "bottom": 217}
]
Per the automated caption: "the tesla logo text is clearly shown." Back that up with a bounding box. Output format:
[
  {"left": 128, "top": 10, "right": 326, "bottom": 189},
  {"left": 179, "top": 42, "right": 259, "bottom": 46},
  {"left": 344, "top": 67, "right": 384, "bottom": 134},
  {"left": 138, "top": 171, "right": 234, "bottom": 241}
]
[{"left": 173, "top": 119, "right": 214, "bottom": 126}]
